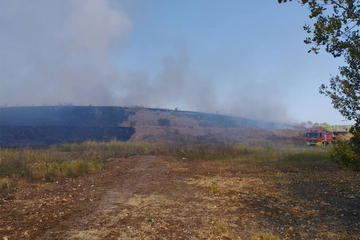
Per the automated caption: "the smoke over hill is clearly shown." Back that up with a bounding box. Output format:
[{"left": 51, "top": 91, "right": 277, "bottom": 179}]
[{"left": 0, "top": 0, "right": 291, "bottom": 123}]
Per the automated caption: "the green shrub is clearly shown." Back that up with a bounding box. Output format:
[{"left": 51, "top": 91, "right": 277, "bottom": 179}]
[
  {"left": 330, "top": 124, "right": 360, "bottom": 171},
  {"left": 331, "top": 140, "right": 360, "bottom": 171}
]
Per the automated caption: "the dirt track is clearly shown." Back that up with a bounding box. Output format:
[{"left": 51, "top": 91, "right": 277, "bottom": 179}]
[{"left": 1, "top": 156, "right": 359, "bottom": 239}]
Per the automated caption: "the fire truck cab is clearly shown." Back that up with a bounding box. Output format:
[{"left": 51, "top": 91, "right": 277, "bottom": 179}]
[{"left": 306, "top": 130, "right": 334, "bottom": 146}]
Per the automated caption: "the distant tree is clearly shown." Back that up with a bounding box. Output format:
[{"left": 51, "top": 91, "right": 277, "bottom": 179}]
[
  {"left": 279, "top": 0, "right": 360, "bottom": 171},
  {"left": 321, "top": 122, "right": 333, "bottom": 131},
  {"left": 307, "top": 120, "right": 313, "bottom": 126}
]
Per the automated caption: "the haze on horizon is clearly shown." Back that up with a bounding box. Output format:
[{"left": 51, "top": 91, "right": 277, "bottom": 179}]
[{"left": 0, "top": 0, "right": 352, "bottom": 125}]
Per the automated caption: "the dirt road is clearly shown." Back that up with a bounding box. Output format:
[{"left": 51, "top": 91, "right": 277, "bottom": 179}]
[{"left": 1, "top": 156, "right": 359, "bottom": 239}]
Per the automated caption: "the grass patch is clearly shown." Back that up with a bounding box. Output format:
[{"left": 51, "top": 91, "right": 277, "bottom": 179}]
[
  {"left": 0, "top": 148, "right": 103, "bottom": 182},
  {"left": 280, "top": 148, "right": 330, "bottom": 163},
  {"left": 32, "top": 159, "right": 102, "bottom": 182},
  {"left": 0, "top": 141, "right": 333, "bottom": 183}
]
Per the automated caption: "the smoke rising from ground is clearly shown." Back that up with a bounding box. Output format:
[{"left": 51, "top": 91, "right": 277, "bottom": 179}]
[
  {"left": 1, "top": 0, "right": 131, "bottom": 106},
  {"left": 0, "top": 0, "right": 290, "bottom": 123}
]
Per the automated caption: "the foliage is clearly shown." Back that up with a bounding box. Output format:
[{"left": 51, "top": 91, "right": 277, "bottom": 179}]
[
  {"left": 320, "top": 122, "right": 332, "bottom": 131},
  {"left": 278, "top": 0, "right": 359, "bottom": 120},
  {"left": 331, "top": 124, "right": 360, "bottom": 171},
  {"left": 279, "top": 0, "right": 360, "bottom": 170}
]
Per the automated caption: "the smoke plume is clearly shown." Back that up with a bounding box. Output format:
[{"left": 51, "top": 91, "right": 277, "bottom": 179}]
[{"left": 0, "top": 0, "right": 290, "bottom": 123}]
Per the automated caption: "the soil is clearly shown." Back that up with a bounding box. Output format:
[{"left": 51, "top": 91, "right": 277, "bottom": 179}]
[{"left": 1, "top": 156, "right": 359, "bottom": 240}]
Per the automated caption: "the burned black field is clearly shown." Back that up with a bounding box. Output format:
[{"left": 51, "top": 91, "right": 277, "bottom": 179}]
[
  {"left": 0, "top": 106, "right": 291, "bottom": 147},
  {"left": 0, "top": 106, "right": 135, "bottom": 147}
]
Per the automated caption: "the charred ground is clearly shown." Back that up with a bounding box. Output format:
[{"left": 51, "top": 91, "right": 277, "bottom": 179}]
[{"left": 0, "top": 106, "right": 299, "bottom": 147}]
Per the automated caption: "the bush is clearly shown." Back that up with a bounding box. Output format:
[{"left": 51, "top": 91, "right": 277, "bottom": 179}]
[
  {"left": 331, "top": 125, "right": 360, "bottom": 171},
  {"left": 331, "top": 140, "right": 360, "bottom": 171}
]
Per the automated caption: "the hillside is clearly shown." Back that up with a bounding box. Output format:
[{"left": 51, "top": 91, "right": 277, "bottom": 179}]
[{"left": 0, "top": 106, "right": 302, "bottom": 147}]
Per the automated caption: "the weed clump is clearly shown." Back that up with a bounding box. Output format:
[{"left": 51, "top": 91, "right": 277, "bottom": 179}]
[
  {"left": 0, "top": 179, "right": 17, "bottom": 199},
  {"left": 210, "top": 182, "right": 219, "bottom": 193}
]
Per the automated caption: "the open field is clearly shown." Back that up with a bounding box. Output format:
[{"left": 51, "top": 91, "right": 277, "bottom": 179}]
[{"left": 1, "top": 143, "right": 359, "bottom": 239}]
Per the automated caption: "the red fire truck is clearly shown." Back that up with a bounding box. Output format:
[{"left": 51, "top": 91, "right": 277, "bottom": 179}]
[{"left": 306, "top": 130, "right": 334, "bottom": 146}]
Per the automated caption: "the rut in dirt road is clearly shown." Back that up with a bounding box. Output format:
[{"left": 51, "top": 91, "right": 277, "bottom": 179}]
[{"left": 66, "top": 156, "right": 167, "bottom": 237}]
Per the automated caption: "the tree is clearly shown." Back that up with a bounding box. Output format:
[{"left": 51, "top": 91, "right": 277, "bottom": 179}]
[
  {"left": 321, "top": 122, "right": 333, "bottom": 131},
  {"left": 279, "top": 0, "right": 360, "bottom": 170},
  {"left": 307, "top": 120, "right": 313, "bottom": 128}
]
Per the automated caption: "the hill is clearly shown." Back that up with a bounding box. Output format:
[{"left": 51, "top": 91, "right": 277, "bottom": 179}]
[{"left": 0, "top": 106, "right": 302, "bottom": 147}]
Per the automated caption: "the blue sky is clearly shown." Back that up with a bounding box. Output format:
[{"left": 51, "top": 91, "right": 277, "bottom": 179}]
[{"left": 0, "top": 0, "right": 351, "bottom": 125}]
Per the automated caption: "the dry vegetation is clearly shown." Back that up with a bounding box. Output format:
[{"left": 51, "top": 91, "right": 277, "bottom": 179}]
[
  {"left": 1, "top": 141, "right": 359, "bottom": 239},
  {"left": 121, "top": 108, "right": 305, "bottom": 146}
]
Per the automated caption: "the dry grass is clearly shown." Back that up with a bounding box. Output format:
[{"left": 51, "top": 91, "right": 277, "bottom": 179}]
[
  {"left": 1, "top": 144, "right": 358, "bottom": 239},
  {"left": 0, "top": 148, "right": 102, "bottom": 182},
  {"left": 1, "top": 141, "right": 331, "bottom": 183}
]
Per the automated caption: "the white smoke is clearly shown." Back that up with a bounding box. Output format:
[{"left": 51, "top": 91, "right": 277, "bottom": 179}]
[
  {"left": 0, "top": 0, "right": 131, "bottom": 106},
  {"left": 0, "top": 0, "right": 290, "bottom": 123}
]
